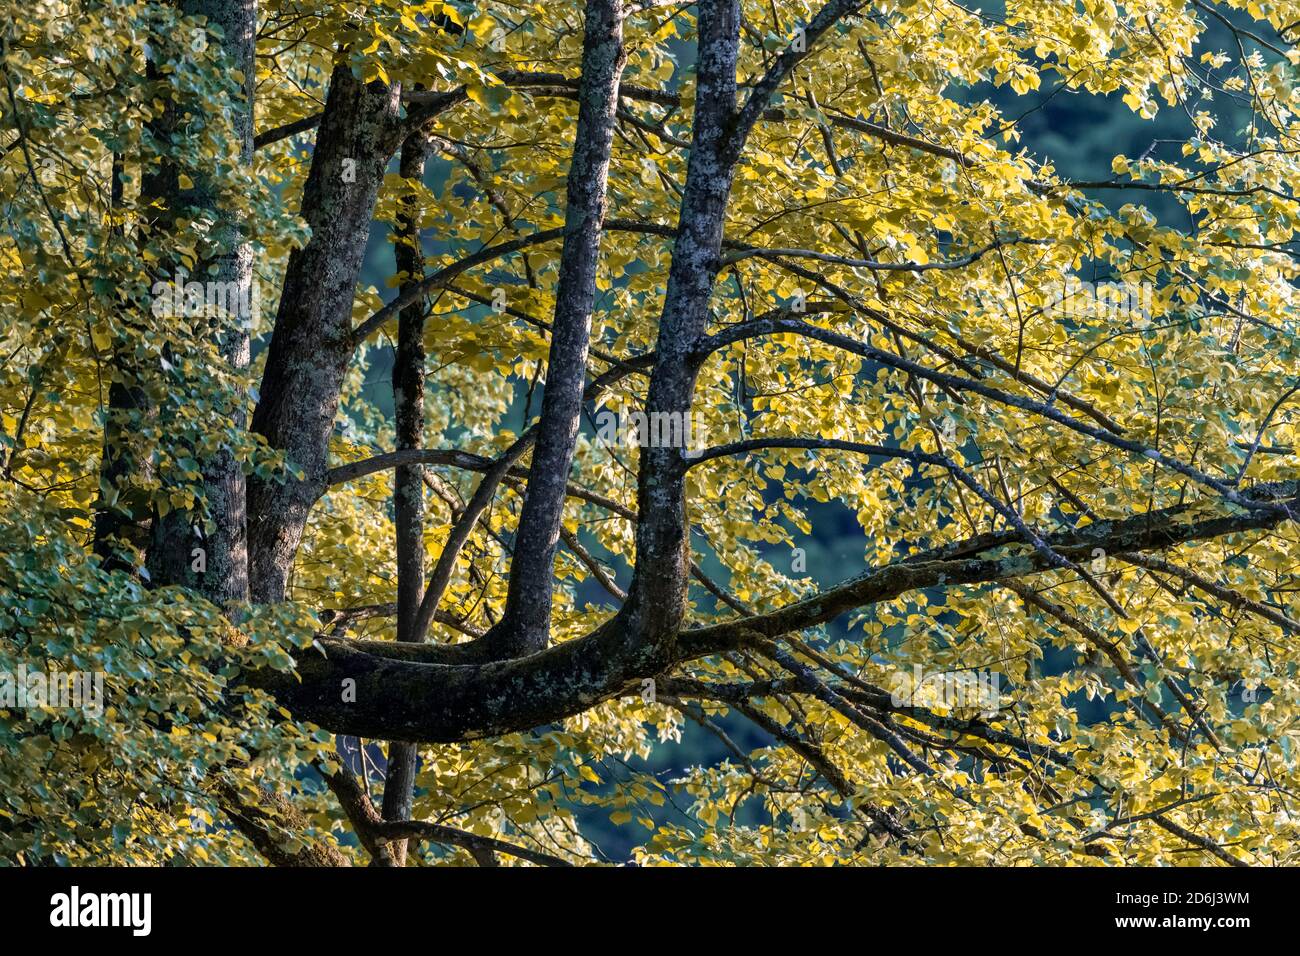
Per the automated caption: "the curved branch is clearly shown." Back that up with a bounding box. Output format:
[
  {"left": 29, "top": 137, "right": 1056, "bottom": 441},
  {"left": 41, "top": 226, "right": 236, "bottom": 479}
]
[
  {"left": 732, "top": 0, "right": 865, "bottom": 149},
  {"left": 325, "top": 767, "right": 573, "bottom": 866},
  {"left": 348, "top": 219, "right": 675, "bottom": 346},
  {"left": 720, "top": 235, "right": 1044, "bottom": 272},
  {"left": 247, "top": 481, "right": 1299, "bottom": 743},
  {"left": 694, "top": 315, "right": 1281, "bottom": 512}
]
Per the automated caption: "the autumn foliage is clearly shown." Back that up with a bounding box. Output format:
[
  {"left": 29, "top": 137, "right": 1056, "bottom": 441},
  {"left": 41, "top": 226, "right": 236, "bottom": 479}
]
[{"left": 3, "top": 0, "right": 1300, "bottom": 866}]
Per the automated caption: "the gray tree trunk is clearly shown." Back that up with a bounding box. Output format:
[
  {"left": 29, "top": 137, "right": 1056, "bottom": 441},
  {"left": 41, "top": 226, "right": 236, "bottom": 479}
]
[
  {"left": 381, "top": 132, "right": 433, "bottom": 864},
  {"left": 249, "top": 66, "right": 405, "bottom": 603},
  {"left": 191, "top": 0, "right": 255, "bottom": 605},
  {"left": 119, "top": 0, "right": 256, "bottom": 603},
  {"left": 483, "top": 0, "right": 628, "bottom": 658}
]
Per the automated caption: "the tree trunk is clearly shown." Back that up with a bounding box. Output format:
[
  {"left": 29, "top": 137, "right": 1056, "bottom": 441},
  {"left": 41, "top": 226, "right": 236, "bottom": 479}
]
[
  {"left": 248, "top": 66, "right": 404, "bottom": 602},
  {"left": 381, "top": 131, "right": 433, "bottom": 865},
  {"left": 94, "top": 154, "right": 154, "bottom": 571},
  {"left": 483, "top": 0, "right": 628, "bottom": 658},
  {"left": 622, "top": 0, "right": 741, "bottom": 649},
  {"left": 92, "top": 2, "right": 255, "bottom": 600},
  {"left": 191, "top": 0, "right": 255, "bottom": 606}
]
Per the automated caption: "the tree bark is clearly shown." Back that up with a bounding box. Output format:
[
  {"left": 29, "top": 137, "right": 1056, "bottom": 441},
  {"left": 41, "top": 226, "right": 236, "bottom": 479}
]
[
  {"left": 248, "top": 65, "right": 405, "bottom": 602},
  {"left": 483, "top": 0, "right": 627, "bottom": 659},
  {"left": 621, "top": 0, "right": 741, "bottom": 650},
  {"left": 213, "top": 778, "right": 351, "bottom": 867},
  {"left": 381, "top": 132, "right": 433, "bottom": 864},
  {"left": 250, "top": 480, "right": 1299, "bottom": 743},
  {"left": 191, "top": 0, "right": 256, "bottom": 606}
]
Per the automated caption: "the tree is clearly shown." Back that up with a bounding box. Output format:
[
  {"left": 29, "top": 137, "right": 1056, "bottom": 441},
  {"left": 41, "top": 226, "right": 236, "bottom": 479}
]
[{"left": 3, "top": 0, "right": 1300, "bottom": 866}]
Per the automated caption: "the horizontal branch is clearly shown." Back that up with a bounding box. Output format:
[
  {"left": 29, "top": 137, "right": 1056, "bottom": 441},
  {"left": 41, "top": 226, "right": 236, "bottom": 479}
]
[
  {"left": 370, "top": 819, "right": 574, "bottom": 867},
  {"left": 325, "top": 448, "right": 494, "bottom": 487},
  {"left": 326, "top": 767, "right": 572, "bottom": 866},
  {"left": 732, "top": 253, "right": 1127, "bottom": 434},
  {"left": 685, "top": 479, "right": 1300, "bottom": 651},
  {"left": 252, "top": 112, "right": 327, "bottom": 150},
  {"left": 720, "top": 235, "right": 1044, "bottom": 272},
  {"left": 1118, "top": 551, "right": 1300, "bottom": 635},
  {"left": 1067, "top": 179, "right": 1297, "bottom": 205},
  {"left": 248, "top": 480, "right": 1299, "bottom": 743},
  {"left": 693, "top": 315, "right": 1282, "bottom": 513}
]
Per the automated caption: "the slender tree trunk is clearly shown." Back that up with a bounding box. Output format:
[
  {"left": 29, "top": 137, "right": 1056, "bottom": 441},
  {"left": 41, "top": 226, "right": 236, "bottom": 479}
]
[
  {"left": 94, "top": 154, "right": 155, "bottom": 571},
  {"left": 142, "top": 0, "right": 256, "bottom": 601},
  {"left": 623, "top": 0, "right": 741, "bottom": 648},
  {"left": 381, "top": 132, "right": 433, "bottom": 865},
  {"left": 483, "top": 0, "right": 627, "bottom": 658},
  {"left": 248, "top": 66, "right": 404, "bottom": 602},
  {"left": 193, "top": 0, "right": 255, "bottom": 605}
]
